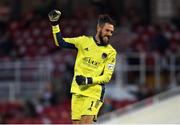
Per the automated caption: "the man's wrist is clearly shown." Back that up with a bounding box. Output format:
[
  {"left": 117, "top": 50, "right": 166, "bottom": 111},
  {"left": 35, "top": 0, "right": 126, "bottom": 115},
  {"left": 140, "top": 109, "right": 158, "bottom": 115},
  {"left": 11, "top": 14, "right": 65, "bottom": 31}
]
[
  {"left": 75, "top": 75, "right": 93, "bottom": 85},
  {"left": 52, "top": 25, "right": 60, "bottom": 33},
  {"left": 87, "top": 77, "right": 93, "bottom": 84}
]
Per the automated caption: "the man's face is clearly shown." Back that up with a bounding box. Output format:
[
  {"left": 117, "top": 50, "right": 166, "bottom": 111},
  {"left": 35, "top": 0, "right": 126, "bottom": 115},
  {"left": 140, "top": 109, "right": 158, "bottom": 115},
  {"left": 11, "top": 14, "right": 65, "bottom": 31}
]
[{"left": 97, "top": 23, "right": 114, "bottom": 46}]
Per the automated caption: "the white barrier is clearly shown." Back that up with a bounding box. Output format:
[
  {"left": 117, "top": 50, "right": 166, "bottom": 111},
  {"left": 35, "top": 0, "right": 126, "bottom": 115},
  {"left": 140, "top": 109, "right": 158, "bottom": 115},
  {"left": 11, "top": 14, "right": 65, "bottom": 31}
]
[{"left": 104, "top": 94, "right": 180, "bottom": 124}]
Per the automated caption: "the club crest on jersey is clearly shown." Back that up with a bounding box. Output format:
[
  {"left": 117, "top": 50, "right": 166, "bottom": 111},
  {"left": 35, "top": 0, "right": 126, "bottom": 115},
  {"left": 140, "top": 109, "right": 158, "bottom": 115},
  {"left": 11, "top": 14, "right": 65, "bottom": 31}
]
[{"left": 102, "top": 53, "right": 107, "bottom": 59}]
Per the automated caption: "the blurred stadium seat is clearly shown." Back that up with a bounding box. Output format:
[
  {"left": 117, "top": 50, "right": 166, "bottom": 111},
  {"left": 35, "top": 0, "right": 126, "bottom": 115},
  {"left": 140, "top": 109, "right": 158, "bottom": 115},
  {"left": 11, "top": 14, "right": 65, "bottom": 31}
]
[{"left": 0, "top": 0, "right": 180, "bottom": 124}]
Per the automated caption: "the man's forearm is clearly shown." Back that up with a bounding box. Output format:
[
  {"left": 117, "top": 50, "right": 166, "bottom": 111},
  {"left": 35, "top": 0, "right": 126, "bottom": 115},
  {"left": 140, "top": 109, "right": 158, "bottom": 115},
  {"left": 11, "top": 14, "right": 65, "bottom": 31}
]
[
  {"left": 92, "top": 73, "right": 112, "bottom": 85},
  {"left": 52, "top": 25, "right": 76, "bottom": 49}
]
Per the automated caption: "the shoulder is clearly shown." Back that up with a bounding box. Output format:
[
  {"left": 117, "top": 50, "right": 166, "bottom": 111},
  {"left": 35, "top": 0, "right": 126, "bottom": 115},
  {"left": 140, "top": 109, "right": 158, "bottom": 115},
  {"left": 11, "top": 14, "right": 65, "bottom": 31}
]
[
  {"left": 79, "top": 35, "right": 92, "bottom": 39},
  {"left": 107, "top": 44, "right": 117, "bottom": 55},
  {"left": 77, "top": 35, "right": 92, "bottom": 41}
]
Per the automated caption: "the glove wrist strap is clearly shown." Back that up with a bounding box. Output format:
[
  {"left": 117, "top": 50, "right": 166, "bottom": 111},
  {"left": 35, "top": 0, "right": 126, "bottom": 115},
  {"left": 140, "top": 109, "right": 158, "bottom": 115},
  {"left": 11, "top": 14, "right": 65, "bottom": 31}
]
[
  {"left": 87, "top": 77, "right": 93, "bottom": 84},
  {"left": 85, "top": 78, "right": 88, "bottom": 84}
]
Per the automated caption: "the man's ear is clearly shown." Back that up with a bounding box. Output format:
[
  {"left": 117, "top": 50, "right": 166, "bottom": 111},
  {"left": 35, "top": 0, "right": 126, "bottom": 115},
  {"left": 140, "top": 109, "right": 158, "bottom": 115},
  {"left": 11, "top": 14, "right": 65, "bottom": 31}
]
[{"left": 97, "top": 24, "right": 101, "bottom": 32}]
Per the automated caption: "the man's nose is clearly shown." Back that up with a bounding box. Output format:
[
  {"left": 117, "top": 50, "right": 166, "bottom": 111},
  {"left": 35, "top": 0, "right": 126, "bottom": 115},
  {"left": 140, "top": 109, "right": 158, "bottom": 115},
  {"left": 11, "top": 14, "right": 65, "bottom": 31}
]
[{"left": 107, "top": 32, "right": 112, "bottom": 36}]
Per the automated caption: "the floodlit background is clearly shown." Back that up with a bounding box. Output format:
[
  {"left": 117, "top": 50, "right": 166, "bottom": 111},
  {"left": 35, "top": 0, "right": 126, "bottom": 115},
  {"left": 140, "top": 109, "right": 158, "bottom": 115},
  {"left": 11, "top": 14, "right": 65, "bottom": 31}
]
[{"left": 0, "top": 0, "right": 179, "bottom": 124}]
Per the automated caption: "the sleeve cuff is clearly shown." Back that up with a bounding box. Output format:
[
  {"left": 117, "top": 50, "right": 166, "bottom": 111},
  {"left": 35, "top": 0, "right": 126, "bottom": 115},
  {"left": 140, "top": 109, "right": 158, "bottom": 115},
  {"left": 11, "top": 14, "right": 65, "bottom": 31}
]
[{"left": 52, "top": 25, "right": 61, "bottom": 33}]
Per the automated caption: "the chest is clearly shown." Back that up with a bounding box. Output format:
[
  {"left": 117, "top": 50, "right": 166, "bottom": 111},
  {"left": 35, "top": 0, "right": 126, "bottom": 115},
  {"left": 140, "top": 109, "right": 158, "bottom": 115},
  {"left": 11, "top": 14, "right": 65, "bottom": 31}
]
[{"left": 80, "top": 43, "right": 109, "bottom": 63}]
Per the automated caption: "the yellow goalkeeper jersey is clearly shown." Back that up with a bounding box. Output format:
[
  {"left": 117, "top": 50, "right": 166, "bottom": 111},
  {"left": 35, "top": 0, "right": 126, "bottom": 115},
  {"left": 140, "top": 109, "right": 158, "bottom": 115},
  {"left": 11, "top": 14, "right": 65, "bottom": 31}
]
[{"left": 52, "top": 25, "right": 116, "bottom": 101}]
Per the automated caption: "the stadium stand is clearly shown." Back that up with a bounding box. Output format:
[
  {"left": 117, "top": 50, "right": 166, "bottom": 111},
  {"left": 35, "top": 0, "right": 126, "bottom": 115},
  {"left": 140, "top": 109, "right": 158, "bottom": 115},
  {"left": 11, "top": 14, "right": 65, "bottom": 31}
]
[{"left": 0, "top": 0, "right": 180, "bottom": 123}]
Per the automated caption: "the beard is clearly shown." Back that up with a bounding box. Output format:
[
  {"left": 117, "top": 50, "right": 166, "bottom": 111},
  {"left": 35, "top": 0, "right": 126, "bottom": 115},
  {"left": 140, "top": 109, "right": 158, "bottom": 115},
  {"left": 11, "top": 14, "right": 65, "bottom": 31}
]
[{"left": 99, "top": 31, "right": 110, "bottom": 46}]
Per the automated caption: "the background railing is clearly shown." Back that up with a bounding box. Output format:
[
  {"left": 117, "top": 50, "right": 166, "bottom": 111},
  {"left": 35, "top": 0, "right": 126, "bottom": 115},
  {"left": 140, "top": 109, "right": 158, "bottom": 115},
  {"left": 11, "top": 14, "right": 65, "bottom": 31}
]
[
  {"left": 0, "top": 58, "right": 52, "bottom": 101},
  {"left": 115, "top": 53, "right": 180, "bottom": 90},
  {"left": 0, "top": 53, "right": 179, "bottom": 101}
]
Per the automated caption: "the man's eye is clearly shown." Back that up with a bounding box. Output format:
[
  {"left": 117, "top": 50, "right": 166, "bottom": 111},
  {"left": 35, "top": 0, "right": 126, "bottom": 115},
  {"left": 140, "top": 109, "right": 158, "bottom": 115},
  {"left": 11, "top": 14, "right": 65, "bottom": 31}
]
[{"left": 106, "top": 29, "right": 110, "bottom": 32}]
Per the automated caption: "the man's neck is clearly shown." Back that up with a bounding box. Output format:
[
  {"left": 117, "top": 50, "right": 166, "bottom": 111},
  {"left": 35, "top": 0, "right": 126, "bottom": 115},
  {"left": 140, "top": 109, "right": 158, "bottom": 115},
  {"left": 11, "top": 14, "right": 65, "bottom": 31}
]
[
  {"left": 95, "top": 35, "right": 101, "bottom": 45},
  {"left": 94, "top": 35, "right": 108, "bottom": 46}
]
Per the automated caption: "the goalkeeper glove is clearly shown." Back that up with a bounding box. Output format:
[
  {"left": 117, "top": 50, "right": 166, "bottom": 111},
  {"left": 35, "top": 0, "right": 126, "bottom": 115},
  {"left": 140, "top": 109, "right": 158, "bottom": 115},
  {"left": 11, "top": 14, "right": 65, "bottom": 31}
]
[
  {"left": 48, "top": 9, "right": 61, "bottom": 26},
  {"left": 75, "top": 75, "right": 93, "bottom": 85}
]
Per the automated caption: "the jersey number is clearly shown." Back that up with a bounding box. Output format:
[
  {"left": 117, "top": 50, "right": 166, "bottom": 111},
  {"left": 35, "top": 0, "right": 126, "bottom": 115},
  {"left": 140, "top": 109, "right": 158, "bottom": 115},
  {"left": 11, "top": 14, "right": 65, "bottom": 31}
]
[{"left": 88, "top": 101, "right": 94, "bottom": 111}]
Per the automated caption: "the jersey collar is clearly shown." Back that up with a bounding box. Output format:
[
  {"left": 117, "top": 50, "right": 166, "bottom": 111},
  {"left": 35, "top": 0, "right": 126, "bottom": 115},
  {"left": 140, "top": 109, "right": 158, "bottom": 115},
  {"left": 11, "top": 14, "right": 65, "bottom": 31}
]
[{"left": 93, "top": 36, "right": 106, "bottom": 46}]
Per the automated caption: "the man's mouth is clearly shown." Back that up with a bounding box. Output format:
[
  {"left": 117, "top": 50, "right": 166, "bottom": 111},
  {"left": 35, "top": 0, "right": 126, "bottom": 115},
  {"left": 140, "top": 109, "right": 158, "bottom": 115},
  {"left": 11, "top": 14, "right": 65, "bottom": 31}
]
[{"left": 104, "top": 36, "right": 110, "bottom": 41}]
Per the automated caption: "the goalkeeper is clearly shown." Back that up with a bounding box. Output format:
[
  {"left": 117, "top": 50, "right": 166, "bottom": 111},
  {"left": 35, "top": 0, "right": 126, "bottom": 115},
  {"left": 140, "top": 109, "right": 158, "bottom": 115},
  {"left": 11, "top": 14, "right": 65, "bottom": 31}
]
[{"left": 48, "top": 10, "right": 116, "bottom": 124}]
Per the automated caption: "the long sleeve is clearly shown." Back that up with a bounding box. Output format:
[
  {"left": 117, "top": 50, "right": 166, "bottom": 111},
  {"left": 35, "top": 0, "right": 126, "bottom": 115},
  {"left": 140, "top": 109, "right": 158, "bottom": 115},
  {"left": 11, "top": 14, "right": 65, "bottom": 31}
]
[
  {"left": 92, "top": 50, "right": 116, "bottom": 84},
  {"left": 51, "top": 25, "right": 76, "bottom": 49}
]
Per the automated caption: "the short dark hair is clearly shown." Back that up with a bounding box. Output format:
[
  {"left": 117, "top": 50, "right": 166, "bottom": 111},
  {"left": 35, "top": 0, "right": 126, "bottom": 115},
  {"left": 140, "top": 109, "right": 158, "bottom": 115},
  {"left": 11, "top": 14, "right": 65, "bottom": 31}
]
[{"left": 98, "top": 14, "right": 115, "bottom": 26}]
